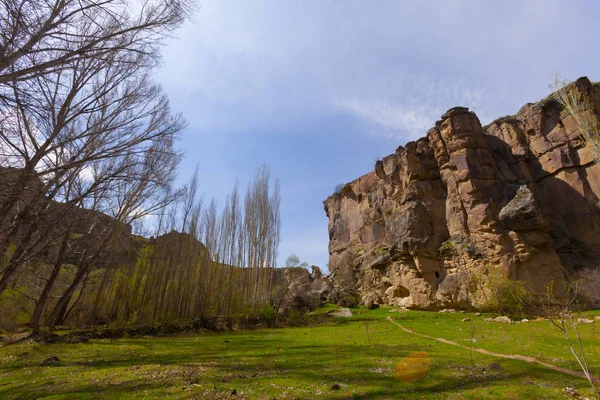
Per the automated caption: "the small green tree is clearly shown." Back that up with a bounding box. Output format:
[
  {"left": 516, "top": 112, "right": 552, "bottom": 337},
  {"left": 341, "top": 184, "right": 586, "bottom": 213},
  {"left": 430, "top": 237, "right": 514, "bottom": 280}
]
[
  {"left": 285, "top": 254, "right": 310, "bottom": 269},
  {"left": 285, "top": 254, "right": 300, "bottom": 268},
  {"left": 470, "top": 264, "right": 527, "bottom": 317},
  {"left": 259, "top": 305, "right": 277, "bottom": 328}
]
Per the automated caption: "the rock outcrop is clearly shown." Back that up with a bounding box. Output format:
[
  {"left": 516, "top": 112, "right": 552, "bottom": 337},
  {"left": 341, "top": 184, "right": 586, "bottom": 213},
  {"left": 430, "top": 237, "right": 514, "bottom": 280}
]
[
  {"left": 274, "top": 266, "right": 332, "bottom": 312},
  {"left": 323, "top": 77, "right": 600, "bottom": 310}
]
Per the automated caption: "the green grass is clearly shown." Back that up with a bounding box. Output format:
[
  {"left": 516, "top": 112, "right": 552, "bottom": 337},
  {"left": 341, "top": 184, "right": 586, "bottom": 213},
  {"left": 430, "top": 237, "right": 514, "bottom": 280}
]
[
  {"left": 1, "top": 307, "right": 598, "bottom": 399},
  {"left": 396, "top": 309, "right": 600, "bottom": 373}
]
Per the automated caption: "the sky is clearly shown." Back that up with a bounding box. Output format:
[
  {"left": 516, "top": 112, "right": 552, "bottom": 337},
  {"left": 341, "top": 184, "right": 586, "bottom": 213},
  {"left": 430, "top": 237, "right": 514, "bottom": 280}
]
[{"left": 154, "top": 0, "right": 600, "bottom": 271}]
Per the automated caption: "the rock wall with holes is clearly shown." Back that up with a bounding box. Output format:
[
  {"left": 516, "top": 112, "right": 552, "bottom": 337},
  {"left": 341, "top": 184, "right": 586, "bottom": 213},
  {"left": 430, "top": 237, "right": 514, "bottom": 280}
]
[{"left": 323, "top": 77, "right": 600, "bottom": 310}]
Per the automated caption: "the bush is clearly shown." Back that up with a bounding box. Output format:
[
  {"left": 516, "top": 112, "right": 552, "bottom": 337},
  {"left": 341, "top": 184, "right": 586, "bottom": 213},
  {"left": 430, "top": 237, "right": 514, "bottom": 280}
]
[
  {"left": 337, "top": 293, "right": 361, "bottom": 308},
  {"left": 472, "top": 265, "right": 528, "bottom": 317},
  {"left": 286, "top": 309, "right": 306, "bottom": 326},
  {"left": 259, "top": 305, "right": 277, "bottom": 328}
]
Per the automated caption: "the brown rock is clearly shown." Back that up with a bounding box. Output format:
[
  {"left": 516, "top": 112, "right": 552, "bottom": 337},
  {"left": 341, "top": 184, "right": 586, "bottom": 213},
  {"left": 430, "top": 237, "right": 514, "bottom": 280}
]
[
  {"left": 274, "top": 266, "right": 332, "bottom": 312},
  {"left": 323, "top": 77, "right": 600, "bottom": 311}
]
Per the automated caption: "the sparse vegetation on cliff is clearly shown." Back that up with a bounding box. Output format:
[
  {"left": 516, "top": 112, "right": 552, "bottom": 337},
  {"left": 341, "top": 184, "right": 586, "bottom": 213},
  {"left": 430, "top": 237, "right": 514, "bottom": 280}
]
[{"left": 552, "top": 76, "right": 600, "bottom": 165}]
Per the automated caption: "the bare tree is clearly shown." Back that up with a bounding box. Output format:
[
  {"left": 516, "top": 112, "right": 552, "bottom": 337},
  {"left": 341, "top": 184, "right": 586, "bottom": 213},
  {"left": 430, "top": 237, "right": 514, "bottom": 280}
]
[
  {"left": 180, "top": 164, "right": 200, "bottom": 233},
  {"left": 0, "top": 0, "right": 193, "bottom": 86},
  {"left": 0, "top": 34, "right": 186, "bottom": 296},
  {"left": 531, "top": 282, "right": 599, "bottom": 396}
]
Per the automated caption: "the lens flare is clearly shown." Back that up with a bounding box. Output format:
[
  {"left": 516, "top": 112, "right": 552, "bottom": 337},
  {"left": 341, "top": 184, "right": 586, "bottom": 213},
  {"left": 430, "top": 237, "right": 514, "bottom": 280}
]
[{"left": 395, "top": 351, "right": 431, "bottom": 383}]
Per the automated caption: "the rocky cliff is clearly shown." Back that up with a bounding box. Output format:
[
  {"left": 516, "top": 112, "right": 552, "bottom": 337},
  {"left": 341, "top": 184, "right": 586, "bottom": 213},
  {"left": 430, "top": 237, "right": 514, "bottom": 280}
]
[{"left": 323, "top": 77, "right": 600, "bottom": 310}]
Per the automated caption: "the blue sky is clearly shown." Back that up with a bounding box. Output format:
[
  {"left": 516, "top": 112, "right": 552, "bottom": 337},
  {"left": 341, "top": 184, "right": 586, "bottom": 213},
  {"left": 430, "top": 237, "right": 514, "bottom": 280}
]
[{"left": 154, "top": 0, "right": 600, "bottom": 270}]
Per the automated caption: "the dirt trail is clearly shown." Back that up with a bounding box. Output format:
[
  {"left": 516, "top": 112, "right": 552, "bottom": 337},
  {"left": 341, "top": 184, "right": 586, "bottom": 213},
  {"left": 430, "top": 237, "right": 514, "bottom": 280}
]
[{"left": 386, "top": 316, "right": 598, "bottom": 382}]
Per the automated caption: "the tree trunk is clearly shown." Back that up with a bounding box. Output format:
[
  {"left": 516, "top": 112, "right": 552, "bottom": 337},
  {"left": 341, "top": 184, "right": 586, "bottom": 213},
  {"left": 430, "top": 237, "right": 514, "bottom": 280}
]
[
  {"left": 30, "top": 231, "right": 70, "bottom": 328},
  {"left": 46, "top": 261, "right": 91, "bottom": 327},
  {"left": 63, "top": 272, "right": 91, "bottom": 325}
]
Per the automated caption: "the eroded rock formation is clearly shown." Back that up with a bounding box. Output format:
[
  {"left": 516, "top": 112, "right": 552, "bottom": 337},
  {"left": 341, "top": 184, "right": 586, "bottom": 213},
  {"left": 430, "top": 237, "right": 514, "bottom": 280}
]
[
  {"left": 274, "top": 266, "right": 332, "bottom": 312},
  {"left": 323, "top": 77, "right": 600, "bottom": 310}
]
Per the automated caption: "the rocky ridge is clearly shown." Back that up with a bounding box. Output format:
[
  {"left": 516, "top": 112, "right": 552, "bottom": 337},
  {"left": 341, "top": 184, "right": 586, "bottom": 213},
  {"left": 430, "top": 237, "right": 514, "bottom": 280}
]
[{"left": 323, "top": 77, "right": 600, "bottom": 310}]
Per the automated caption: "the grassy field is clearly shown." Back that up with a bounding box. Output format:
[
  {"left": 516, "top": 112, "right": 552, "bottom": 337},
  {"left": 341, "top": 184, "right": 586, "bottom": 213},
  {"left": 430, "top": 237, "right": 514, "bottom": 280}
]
[{"left": 1, "top": 307, "right": 599, "bottom": 399}]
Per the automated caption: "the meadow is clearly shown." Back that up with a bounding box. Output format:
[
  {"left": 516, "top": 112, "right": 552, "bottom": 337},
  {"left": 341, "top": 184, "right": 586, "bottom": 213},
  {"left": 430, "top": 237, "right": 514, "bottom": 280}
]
[{"left": 1, "top": 307, "right": 599, "bottom": 399}]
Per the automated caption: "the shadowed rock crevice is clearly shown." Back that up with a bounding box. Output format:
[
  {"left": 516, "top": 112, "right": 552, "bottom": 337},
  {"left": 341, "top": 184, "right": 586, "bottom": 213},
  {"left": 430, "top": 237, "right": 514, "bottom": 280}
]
[{"left": 324, "top": 77, "right": 600, "bottom": 310}]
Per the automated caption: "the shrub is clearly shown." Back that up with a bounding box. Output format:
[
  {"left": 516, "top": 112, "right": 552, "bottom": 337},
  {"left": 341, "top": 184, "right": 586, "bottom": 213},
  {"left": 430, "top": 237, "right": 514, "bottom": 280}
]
[
  {"left": 472, "top": 265, "right": 528, "bottom": 317},
  {"left": 337, "top": 293, "right": 361, "bottom": 308},
  {"left": 286, "top": 309, "right": 306, "bottom": 326},
  {"left": 259, "top": 305, "right": 277, "bottom": 327}
]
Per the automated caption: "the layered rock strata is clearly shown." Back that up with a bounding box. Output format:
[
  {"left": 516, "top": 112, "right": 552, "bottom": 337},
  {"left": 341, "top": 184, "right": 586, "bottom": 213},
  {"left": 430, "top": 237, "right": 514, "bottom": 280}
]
[{"left": 323, "top": 77, "right": 600, "bottom": 309}]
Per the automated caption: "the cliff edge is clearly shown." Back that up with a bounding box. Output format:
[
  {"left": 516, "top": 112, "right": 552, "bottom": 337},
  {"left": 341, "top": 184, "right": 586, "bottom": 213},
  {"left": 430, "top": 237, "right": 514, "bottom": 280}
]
[{"left": 323, "top": 77, "right": 600, "bottom": 310}]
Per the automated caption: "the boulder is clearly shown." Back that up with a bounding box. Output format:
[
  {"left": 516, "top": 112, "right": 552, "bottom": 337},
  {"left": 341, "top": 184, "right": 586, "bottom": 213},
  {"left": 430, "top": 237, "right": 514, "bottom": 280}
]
[
  {"left": 498, "top": 186, "right": 547, "bottom": 231},
  {"left": 329, "top": 308, "right": 353, "bottom": 318},
  {"left": 494, "top": 316, "right": 513, "bottom": 324},
  {"left": 577, "top": 318, "right": 595, "bottom": 324}
]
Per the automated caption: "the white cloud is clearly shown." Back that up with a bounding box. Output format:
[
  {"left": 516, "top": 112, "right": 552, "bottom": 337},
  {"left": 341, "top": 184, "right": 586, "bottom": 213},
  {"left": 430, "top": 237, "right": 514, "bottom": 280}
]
[
  {"left": 331, "top": 96, "right": 432, "bottom": 141},
  {"left": 331, "top": 77, "right": 489, "bottom": 141}
]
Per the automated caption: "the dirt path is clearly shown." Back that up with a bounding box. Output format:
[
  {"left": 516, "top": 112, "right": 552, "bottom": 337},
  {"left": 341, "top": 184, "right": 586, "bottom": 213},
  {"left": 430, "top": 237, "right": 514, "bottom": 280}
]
[{"left": 386, "top": 316, "right": 597, "bottom": 382}]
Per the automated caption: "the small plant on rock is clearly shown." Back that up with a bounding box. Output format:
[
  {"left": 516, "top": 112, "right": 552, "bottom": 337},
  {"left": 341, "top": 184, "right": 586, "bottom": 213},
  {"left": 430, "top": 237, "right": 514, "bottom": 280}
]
[{"left": 438, "top": 239, "right": 453, "bottom": 255}]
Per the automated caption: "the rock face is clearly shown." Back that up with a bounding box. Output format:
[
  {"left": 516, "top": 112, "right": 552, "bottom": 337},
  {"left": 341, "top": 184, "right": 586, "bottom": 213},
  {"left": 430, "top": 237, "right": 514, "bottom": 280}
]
[
  {"left": 323, "top": 77, "right": 600, "bottom": 310},
  {"left": 274, "top": 266, "right": 332, "bottom": 312}
]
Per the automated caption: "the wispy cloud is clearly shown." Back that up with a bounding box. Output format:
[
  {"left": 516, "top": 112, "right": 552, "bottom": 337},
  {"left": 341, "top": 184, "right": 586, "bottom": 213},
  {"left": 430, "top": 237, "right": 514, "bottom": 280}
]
[
  {"left": 331, "top": 97, "right": 433, "bottom": 140},
  {"left": 331, "top": 77, "right": 488, "bottom": 141},
  {"left": 153, "top": 0, "right": 597, "bottom": 271}
]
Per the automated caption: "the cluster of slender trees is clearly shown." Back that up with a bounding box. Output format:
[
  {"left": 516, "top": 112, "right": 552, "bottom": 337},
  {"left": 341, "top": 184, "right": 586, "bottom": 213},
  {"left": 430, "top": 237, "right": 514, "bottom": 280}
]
[
  {"left": 0, "top": 0, "right": 282, "bottom": 330},
  {"left": 76, "top": 166, "right": 281, "bottom": 327}
]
